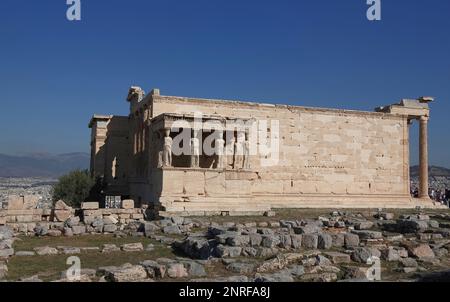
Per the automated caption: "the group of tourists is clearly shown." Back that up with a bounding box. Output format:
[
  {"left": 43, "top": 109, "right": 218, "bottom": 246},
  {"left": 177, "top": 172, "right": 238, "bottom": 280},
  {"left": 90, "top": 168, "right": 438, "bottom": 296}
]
[{"left": 410, "top": 187, "right": 450, "bottom": 207}]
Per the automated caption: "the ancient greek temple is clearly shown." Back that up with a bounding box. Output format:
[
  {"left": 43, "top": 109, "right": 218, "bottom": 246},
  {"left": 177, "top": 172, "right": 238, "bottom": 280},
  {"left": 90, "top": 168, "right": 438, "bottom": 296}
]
[{"left": 89, "top": 87, "right": 442, "bottom": 216}]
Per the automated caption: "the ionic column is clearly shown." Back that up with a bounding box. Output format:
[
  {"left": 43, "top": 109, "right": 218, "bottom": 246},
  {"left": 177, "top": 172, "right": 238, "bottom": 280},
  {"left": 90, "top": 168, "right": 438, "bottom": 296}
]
[{"left": 418, "top": 116, "right": 429, "bottom": 199}]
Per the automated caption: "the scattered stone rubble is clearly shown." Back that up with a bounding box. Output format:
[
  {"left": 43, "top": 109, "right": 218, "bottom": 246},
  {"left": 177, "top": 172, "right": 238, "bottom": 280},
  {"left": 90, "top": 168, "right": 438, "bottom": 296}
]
[
  {"left": 2, "top": 209, "right": 450, "bottom": 282},
  {"left": 171, "top": 210, "right": 450, "bottom": 282}
]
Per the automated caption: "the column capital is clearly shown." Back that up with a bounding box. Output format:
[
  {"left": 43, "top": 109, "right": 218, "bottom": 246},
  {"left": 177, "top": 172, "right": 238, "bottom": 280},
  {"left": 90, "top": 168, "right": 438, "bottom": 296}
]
[{"left": 419, "top": 116, "right": 429, "bottom": 122}]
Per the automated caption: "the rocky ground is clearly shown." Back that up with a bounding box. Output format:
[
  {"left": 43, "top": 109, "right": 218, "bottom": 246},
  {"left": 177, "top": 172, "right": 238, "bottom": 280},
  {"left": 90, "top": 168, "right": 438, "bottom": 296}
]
[{"left": 1, "top": 208, "right": 450, "bottom": 282}]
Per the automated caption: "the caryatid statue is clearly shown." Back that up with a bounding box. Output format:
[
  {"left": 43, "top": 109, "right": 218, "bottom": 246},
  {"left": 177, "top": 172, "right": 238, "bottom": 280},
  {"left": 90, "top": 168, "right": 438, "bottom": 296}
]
[
  {"left": 163, "top": 128, "right": 172, "bottom": 167},
  {"left": 233, "top": 131, "right": 245, "bottom": 169},
  {"left": 214, "top": 130, "right": 225, "bottom": 169},
  {"left": 190, "top": 130, "right": 200, "bottom": 168},
  {"left": 243, "top": 131, "right": 251, "bottom": 170},
  {"left": 226, "top": 136, "right": 235, "bottom": 169}
]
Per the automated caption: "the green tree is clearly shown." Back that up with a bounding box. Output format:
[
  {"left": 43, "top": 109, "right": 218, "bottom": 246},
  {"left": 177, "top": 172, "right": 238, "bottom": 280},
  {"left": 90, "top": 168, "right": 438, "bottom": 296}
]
[{"left": 52, "top": 169, "right": 97, "bottom": 208}]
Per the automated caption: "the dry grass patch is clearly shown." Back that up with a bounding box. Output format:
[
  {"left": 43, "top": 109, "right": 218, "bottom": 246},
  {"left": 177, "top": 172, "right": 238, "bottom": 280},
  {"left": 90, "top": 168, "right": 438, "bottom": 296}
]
[{"left": 8, "top": 235, "right": 177, "bottom": 281}]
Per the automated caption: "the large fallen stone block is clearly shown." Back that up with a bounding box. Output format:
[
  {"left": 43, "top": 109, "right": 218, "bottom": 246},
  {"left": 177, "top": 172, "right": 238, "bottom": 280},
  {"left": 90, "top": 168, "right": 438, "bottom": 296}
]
[
  {"left": 177, "top": 237, "right": 216, "bottom": 259},
  {"left": 58, "top": 246, "right": 81, "bottom": 255},
  {"left": 54, "top": 210, "right": 72, "bottom": 222},
  {"left": 261, "top": 235, "right": 281, "bottom": 248},
  {"left": 214, "top": 245, "right": 242, "bottom": 258},
  {"left": 81, "top": 202, "right": 99, "bottom": 210},
  {"left": 105, "top": 264, "right": 148, "bottom": 282},
  {"left": 241, "top": 247, "right": 258, "bottom": 257},
  {"left": 293, "top": 225, "right": 322, "bottom": 235},
  {"left": 15, "top": 251, "right": 35, "bottom": 256},
  {"left": 354, "top": 221, "right": 374, "bottom": 230},
  {"left": 324, "top": 251, "right": 351, "bottom": 264},
  {"left": 302, "top": 234, "right": 319, "bottom": 249},
  {"left": 181, "top": 261, "right": 207, "bottom": 277},
  {"left": 71, "top": 225, "right": 86, "bottom": 235},
  {"left": 102, "top": 244, "right": 120, "bottom": 253},
  {"left": 343, "top": 266, "right": 373, "bottom": 280},
  {"left": 34, "top": 246, "right": 59, "bottom": 256},
  {"left": 121, "top": 200, "right": 135, "bottom": 209},
  {"left": 351, "top": 230, "right": 383, "bottom": 240},
  {"left": 381, "top": 247, "right": 401, "bottom": 262},
  {"left": 33, "top": 224, "right": 48, "bottom": 236},
  {"left": 207, "top": 226, "right": 228, "bottom": 236},
  {"left": 399, "top": 257, "right": 418, "bottom": 268},
  {"left": 249, "top": 233, "right": 263, "bottom": 246},
  {"left": 226, "top": 262, "right": 255, "bottom": 274},
  {"left": 227, "top": 235, "right": 250, "bottom": 247},
  {"left": 318, "top": 233, "right": 333, "bottom": 249},
  {"left": 141, "top": 222, "right": 160, "bottom": 237},
  {"left": 396, "top": 219, "right": 429, "bottom": 233},
  {"left": 121, "top": 243, "right": 144, "bottom": 252},
  {"left": 256, "top": 247, "right": 279, "bottom": 258},
  {"left": 170, "top": 216, "right": 185, "bottom": 225},
  {"left": 139, "top": 260, "right": 167, "bottom": 279},
  {"left": 54, "top": 200, "right": 71, "bottom": 210},
  {"left": 351, "top": 247, "right": 381, "bottom": 263},
  {"left": 47, "top": 229, "right": 62, "bottom": 237},
  {"left": 215, "top": 232, "right": 239, "bottom": 244},
  {"left": 167, "top": 263, "right": 188, "bottom": 278},
  {"left": 290, "top": 235, "right": 302, "bottom": 249},
  {"left": 103, "top": 224, "right": 118, "bottom": 233},
  {"left": 103, "top": 215, "right": 118, "bottom": 225},
  {"left": 163, "top": 225, "right": 181, "bottom": 235},
  {"left": 344, "top": 233, "right": 360, "bottom": 248},
  {"left": 404, "top": 243, "right": 435, "bottom": 259},
  {"left": 15, "top": 215, "right": 34, "bottom": 223},
  {"left": 64, "top": 216, "right": 80, "bottom": 227},
  {"left": 331, "top": 233, "right": 345, "bottom": 247},
  {"left": 279, "top": 235, "right": 292, "bottom": 249}
]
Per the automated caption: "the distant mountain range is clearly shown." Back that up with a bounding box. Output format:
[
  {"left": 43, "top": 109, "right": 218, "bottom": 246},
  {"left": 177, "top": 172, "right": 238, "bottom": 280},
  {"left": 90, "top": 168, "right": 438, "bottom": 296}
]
[
  {"left": 0, "top": 152, "right": 448, "bottom": 179},
  {"left": 410, "top": 165, "right": 450, "bottom": 178},
  {"left": 0, "top": 153, "right": 89, "bottom": 178}
]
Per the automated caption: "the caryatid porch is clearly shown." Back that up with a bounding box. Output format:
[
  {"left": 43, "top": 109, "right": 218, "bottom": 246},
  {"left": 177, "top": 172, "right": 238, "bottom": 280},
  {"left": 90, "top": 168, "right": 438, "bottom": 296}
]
[
  {"left": 146, "top": 113, "right": 266, "bottom": 215},
  {"left": 148, "top": 113, "right": 255, "bottom": 171}
]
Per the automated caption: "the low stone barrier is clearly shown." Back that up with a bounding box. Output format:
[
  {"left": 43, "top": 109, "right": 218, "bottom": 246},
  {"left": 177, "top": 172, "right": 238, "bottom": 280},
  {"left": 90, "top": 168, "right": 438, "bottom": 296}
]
[{"left": 0, "top": 196, "right": 146, "bottom": 235}]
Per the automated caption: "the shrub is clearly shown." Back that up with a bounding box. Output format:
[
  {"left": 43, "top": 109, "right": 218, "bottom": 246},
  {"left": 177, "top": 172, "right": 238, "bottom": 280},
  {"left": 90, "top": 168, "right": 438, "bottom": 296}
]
[{"left": 52, "top": 169, "right": 96, "bottom": 208}]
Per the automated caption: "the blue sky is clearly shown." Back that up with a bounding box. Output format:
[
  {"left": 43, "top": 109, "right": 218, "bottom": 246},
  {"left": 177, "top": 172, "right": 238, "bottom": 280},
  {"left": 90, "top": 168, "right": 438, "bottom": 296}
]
[{"left": 0, "top": 0, "right": 449, "bottom": 167}]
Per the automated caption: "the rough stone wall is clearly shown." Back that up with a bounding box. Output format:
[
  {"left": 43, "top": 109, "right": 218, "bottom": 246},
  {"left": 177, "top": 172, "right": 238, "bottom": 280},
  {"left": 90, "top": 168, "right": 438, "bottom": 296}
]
[
  {"left": 0, "top": 200, "right": 146, "bottom": 233},
  {"left": 90, "top": 118, "right": 108, "bottom": 178},
  {"left": 90, "top": 116, "right": 130, "bottom": 195},
  {"left": 0, "top": 195, "right": 52, "bottom": 225}
]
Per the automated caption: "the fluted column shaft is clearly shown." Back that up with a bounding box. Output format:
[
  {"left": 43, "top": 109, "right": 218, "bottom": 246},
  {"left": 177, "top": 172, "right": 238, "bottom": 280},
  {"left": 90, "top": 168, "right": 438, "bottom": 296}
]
[{"left": 419, "top": 116, "right": 429, "bottom": 199}]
